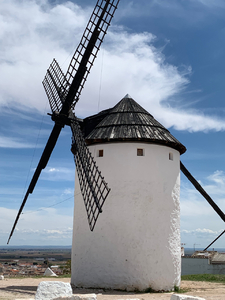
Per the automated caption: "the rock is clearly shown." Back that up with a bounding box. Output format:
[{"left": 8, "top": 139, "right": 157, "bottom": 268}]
[
  {"left": 171, "top": 294, "right": 206, "bottom": 300},
  {"left": 0, "top": 275, "right": 4, "bottom": 280},
  {"left": 35, "top": 281, "right": 72, "bottom": 300},
  {"left": 52, "top": 297, "right": 73, "bottom": 300},
  {"left": 72, "top": 294, "right": 97, "bottom": 300},
  {"left": 53, "top": 294, "right": 96, "bottom": 300},
  {"left": 44, "top": 267, "right": 58, "bottom": 277}
]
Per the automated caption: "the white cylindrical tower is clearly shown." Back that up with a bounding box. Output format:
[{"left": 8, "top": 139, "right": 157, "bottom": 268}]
[{"left": 71, "top": 95, "right": 186, "bottom": 292}]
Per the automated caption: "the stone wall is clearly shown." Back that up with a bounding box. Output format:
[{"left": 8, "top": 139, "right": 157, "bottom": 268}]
[{"left": 182, "top": 257, "right": 225, "bottom": 275}]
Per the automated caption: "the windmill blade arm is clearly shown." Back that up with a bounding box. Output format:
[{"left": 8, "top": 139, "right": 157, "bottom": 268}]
[
  {"left": 64, "top": 0, "right": 120, "bottom": 110},
  {"left": 29, "top": 123, "right": 63, "bottom": 193},
  {"left": 61, "top": 27, "right": 101, "bottom": 114},
  {"left": 204, "top": 229, "right": 225, "bottom": 251},
  {"left": 7, "top": 123, "right": 63, "bottom": 244},
  {"left": 70, "top": 116, "right": 110, "bottom": 231},
  {"left": 180, "top": 161, "right": 225, "bottom": 222},
  {"left": 43, "top": 0, "right": 120, "bottom": 116}
]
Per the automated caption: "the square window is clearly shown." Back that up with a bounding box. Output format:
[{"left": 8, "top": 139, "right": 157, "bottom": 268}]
[
  {"left": 99, "top": 149, "right": 104, "bottom": 157},
  {"left": 169, "top": 153, "right": 173, "bottom": 161},
  {"left": 137, "top": 148, "right": 144, "bottom": 156}
]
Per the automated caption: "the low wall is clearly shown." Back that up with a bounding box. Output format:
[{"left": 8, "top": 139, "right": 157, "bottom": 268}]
[{"left": 182, "top": 257, "right": 225, "bottom": 275}]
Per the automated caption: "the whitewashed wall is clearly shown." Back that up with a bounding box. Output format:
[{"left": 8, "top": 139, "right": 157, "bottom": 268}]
[{"left": 71, "top": 142, "right": 181, "bottom": 291}]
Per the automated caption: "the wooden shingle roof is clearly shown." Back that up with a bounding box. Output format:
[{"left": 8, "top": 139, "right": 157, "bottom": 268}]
[{"left": 82, "top": 95, "right": 186, "bottom": 154}]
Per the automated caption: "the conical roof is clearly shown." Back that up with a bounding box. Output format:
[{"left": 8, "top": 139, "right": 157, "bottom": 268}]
[{"left": 84, "top": 95, "right": 186, "bottom": 154}]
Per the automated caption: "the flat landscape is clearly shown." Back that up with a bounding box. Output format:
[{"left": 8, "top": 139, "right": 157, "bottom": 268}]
[
  {"left": 0, "top": 247, "right": 71, "bottom": 263},
  {"left": 0, "top": 248, "right": 224, "bottom": 300},
  {"left": 0, "top": 247, "right": 71, "bottom": 277}
]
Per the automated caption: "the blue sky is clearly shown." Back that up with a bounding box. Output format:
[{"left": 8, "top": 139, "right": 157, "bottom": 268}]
[{"left": 1, "top": 0, "right": 225, "bottom": 248}]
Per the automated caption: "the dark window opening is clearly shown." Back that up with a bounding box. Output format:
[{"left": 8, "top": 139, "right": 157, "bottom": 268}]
[
  {"left": 99, "top": 149, "right": 104, "bottom": 157},
  {"left": 169, "top": 153, "right": 173, "bottom": 161},
  {"left": 137, "top": 148, "right": 144, "bottom": 156}
]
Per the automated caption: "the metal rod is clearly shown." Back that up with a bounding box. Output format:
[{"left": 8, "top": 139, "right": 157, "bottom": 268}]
[
  {"left": 180, "top": 161, "right": 225, "bottom": 223},
  {"left": 204, "top": 230, "right": 225, "bottom": 251},
  {"left": 7, "top": 123, "right": 63, "bottom": 244}
]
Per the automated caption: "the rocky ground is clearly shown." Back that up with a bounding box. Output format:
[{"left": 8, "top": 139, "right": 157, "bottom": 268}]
[{"left": 0, "top": 278, "right": 224, "bottom": 300}]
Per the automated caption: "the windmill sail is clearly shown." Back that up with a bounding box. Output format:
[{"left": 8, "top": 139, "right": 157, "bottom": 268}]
[
  {"left": 70, "top": 115, "right": 110, "bottom": 231},
  {"left": 181, "top": 161, "right": 225, "bottom": 248},
  {"left": 204, "top": 229, "right": 225, "bottom": 250},
  {"left": 180, "top": 161, "right": 225, "bottom": 223},
  {"left": 43, "top": 0, "right": 120, "bottom": 113},
  {"left": 42, "top": 59, "right": 68, "bottom": 113},
  {"left": 8, "top": 0, "right": 120, "bottom": 244},
  {"left": 64, "top": 0, "right": 120, "bottom": 109},
  {"left": 7, "top": 123, "right": 63, "bottom": 244}
]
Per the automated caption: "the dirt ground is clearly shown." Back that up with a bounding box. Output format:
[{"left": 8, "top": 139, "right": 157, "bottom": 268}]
[{"left": 0, "top": 278, "right": 224, "bottom": 300}]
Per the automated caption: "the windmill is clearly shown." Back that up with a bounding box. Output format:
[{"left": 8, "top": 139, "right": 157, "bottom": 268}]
[
  {"left": 7, "top": 0, "right": 225, "bottom": 291},
  {"left": 70, "top": 94, "right": 225, "bottom": 291},
  {"left": 7, "top": 0, "right": 120, "bottom": 244}
]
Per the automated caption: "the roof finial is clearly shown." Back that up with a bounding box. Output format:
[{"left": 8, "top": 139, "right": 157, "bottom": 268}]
[{"left": 124, "top": 94, "right": 132, "bottom": 99}]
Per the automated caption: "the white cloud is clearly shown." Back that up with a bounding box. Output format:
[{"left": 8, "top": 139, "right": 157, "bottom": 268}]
[
  {"left": 42, "top": 166, "right": 75, "bottom": 181},
  {"left": 77, "top": 30, "right": 191, "bottom": 114},
  {"left": 207, "top": 170, "right": 225, "bottom": 186},
  {"left": 181, "top": 225, "right": 225, "bottom": 247},
  {"left": 1, "top": 0, "right": 225, "bottom": 133},
  {"left": 14, "top": 227, "right": 72, "bottom": 237},
  {"left": 196, "top": 0, "right": 225, "bottom": 8},
  {"left": 117, "top": 0, "right": 225, "bottom": 22},
  {"left": 181, "top": 169, "right": 225, "bottom": 203},
  {"left": 0, "top": 136, "right": 39, "bottom": 148},
  {"left": 181, "top": 228, "right": 222, "bottom": 236},
  {"left": 63, "top": 188, "right": 74, "bottom": 195},
  {"left": 0, "top": 206, "right": 73, "bottom": 245},
  {"left": 181, "top": 228, "right": 224, "bottom": 246},
  {"left": 0, "top": 0, "right": 88, "bottom": 111},
  {"left": 158, "top": 110, "right": 225, "bottom": 132},
  {"left": 49, "top": 168, "right": 60, "bottom": 173},
  {"left": 76, "top": 30, "right": 225, "bottom": 132},
  {"left": 180, "top": 169, "right": 225, "bottom": 246}
]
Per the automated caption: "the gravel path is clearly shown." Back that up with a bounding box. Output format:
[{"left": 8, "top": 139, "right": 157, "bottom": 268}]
[{"left": 0, "top": 278, "right": 224, "bottom": 300}]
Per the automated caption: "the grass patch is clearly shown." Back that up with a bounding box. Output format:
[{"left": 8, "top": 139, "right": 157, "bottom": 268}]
[
  {"left": 140, "top": 286, "right": 188, "bottom": 294},
  {"left": 143, "top": 287, "right": 155, "bottom": 293},
  {"left": 174, "top": 285, "right": 189, "bottom": 294},
  {"left": 182, "top": 274, "right": 225, "bottom": 284}
]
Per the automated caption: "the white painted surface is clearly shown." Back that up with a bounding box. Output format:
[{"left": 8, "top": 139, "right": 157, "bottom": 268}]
[
  {"left": 44, "top": 267, "right": 58, "bottom": 277},
  {"left": 171, "top": 295, "right": 206, "bottom": 300},
  {"left": 54, "top": 295, "right": 96, "bottom": 300},
  {"left": 35, "top": 281, "right": 72, "bottom": 300},
  {"left": 71, "top": 142, "right": 181, "bottom": 291}
]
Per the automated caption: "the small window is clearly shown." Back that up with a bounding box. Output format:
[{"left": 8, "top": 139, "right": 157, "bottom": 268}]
[
  {"left": 169, "top": 153, "right": 173, "bottom": 161},
  {"left": 137, "top": 148, "right": 144, "bottom": 156},
  {"left": 98, "top": 149, "right": 104, "bottom": 157}
]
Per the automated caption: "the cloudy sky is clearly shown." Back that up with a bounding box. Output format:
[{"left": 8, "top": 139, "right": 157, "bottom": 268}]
[{"left": 1, "top": 0, "right": 225, "bottom": 249}]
